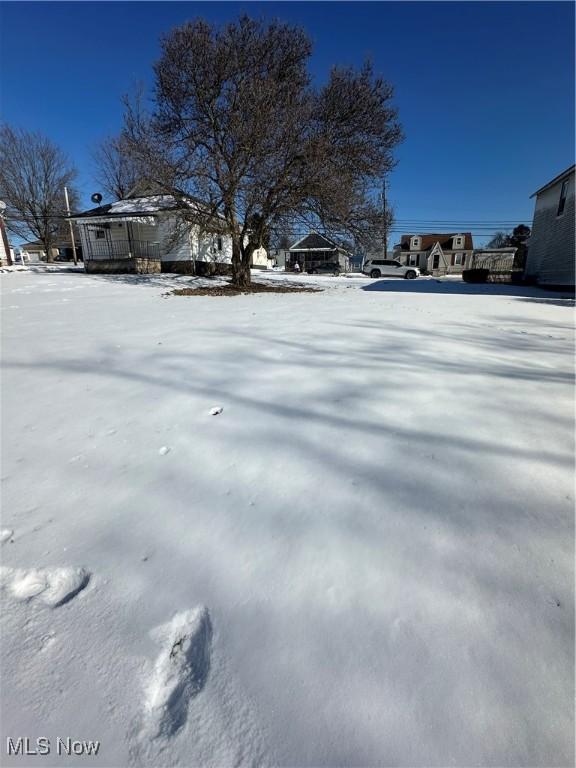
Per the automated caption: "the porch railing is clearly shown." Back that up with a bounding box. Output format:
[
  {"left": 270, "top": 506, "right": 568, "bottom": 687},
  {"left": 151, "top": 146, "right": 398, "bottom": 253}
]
[{"left": 84, "top": 239, "right": 161, "bottom": 261}]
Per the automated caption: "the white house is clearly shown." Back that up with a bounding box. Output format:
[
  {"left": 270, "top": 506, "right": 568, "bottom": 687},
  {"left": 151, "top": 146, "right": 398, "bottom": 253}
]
[
  {"left": 524, "top": 165, "right": 575, "bottom": 288},
  {"left": 70, "top": 190, "right": 268, "bottom": 275}
]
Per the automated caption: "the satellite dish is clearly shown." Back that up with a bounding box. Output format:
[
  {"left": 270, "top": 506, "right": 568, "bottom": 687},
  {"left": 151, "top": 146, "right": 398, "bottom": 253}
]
[{"left": 91, "top": 193, "right": 103, "bottom": 205}]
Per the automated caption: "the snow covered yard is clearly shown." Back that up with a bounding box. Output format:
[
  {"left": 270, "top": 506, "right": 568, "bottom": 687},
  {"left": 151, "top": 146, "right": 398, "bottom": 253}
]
[{"left": 1, "top": 269, "right": 574, "bottom": 767}]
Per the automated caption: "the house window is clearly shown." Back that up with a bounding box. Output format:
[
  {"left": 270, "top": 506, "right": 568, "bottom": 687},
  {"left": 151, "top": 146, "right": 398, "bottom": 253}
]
[
  {"left": 557, "top": 179, "right": 569, "bottom": 216},
  {"left": 217, "top": 236, "right": 223, "bottom": 251},
  {"left": 454, "top": 253, "right": 464, "bottom": 265},
  {"left": 95, "top": 230, "right": 105, "bottom": 239},
  {"left": 411, "top": 237, "right": 420, "bottom": 248},
  {"left": 455, "top": 237, "right": 463, "bottom": 247},
  {"left": 409, "top": 254, "right": 418, "bottom": 266}
]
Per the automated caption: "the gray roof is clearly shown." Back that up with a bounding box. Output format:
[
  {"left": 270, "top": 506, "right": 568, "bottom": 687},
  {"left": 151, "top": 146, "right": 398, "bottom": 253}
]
[
  {"left": 530, "top": 164, "right": 575, "bottom": 198},
  {"left": 290, "top": 232, "right": 351, "bottom": 253}
]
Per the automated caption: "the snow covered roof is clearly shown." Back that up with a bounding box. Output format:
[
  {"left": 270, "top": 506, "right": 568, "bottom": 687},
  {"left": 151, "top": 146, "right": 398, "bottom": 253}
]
[{"left": 69, "top": 194, "right": 222, "bottom": 222}]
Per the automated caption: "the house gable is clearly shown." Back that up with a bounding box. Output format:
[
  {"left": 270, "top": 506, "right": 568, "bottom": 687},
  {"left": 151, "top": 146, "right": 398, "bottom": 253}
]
[{"left": 289, "top": 232, "right": 352, "bottom": 254}]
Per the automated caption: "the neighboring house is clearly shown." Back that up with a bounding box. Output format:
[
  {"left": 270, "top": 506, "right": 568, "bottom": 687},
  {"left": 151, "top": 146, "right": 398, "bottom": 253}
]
[
  {"left": 20, "top": 241, "right": 57, "bottom": 262},
  {"left": 269, "top": 248, "right": 291, "bottom": 269},
  {"left": 286, "top": 233, "right": 351, "bottom": 272},
  {"left": 471, "top": 247, "right": 518, "bottom": 271},
  {"left": 393, "top": 233, "right": 474, "bottom": 275},
  {"left": 250, "top": 247, "right": 271, "bottom": 270},
  {"left": 524, "top": 165, "right": 575, "bottom": 288},
  {"left": 349, "top": 253, "right": 364, "bottom": 271},
  {"left": 69, "top": 190, "right": 267, "bottom": 275}
]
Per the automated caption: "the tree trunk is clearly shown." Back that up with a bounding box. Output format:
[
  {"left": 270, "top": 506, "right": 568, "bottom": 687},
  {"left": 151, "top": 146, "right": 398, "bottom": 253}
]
[
  {"left": 231, "top": 237, "right": 251, "bottom": 288},
  {"left": 43, "top": 236, "right": 54, "bottom": 263}
]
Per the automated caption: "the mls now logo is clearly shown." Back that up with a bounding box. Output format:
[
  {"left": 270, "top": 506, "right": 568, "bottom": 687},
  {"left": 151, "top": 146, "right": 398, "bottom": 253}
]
[
  {"left": 7, "top": 738, "right": 50, "bottom": 756},
  {"left": 6, "top": 737, "right": 101, "bottom": 756},
  {"left": 56, "top": 738, "right": 101, "bottom": 755}
]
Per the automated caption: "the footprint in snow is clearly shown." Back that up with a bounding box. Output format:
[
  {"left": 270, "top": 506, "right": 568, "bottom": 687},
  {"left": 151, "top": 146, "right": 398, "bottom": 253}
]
[
  {"left": 39, "top": 632, "right": 57, "bottom": 651},
  {"left": 209, "top": 406, "right": 223, "bottom": 416},
  {"left": 158, "top": 446, "right": 171, "bottom": 456},
  {"left": 143, "top": 606, "right": 212, "bottom": 740},
  {"left": 0, "top": 566, "right": 91, "bottom": 607},
  {"left": 0, "top": 529, "right": 14, "bottom": 544}
]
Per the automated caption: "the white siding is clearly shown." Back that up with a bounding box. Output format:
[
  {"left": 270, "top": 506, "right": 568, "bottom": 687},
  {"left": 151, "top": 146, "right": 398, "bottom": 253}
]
[
  {"left": 196, "top": 231, "right": 233, "bottom": 264},
  {"left": 158, "top": 217, "right": 193, "bottom": 262},
  {"left": 251, "top": 247, "right": 269, "bottom": 268}
]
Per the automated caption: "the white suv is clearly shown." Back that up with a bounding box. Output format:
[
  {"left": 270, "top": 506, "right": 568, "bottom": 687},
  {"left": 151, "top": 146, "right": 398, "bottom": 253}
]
[{"left": 363, "top": 259, "right": 420, "bottom": 279}]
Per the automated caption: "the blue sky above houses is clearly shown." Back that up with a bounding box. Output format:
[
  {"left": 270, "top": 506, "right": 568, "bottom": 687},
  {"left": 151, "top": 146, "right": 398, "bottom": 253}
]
[{"left": 1, "top": 1, "right": 574, "bottom": 245}]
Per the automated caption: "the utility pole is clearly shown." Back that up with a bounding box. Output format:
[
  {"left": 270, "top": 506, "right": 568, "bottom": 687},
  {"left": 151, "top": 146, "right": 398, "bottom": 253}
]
[
  {"left": 63, "top": 186, "right": 78, "bottom": 265},
  {"left": 382, "top": 176, "right": 388, "bottom": 259},
  {"left": 0, "top": 201, "right": 13, "bottom": 266}
]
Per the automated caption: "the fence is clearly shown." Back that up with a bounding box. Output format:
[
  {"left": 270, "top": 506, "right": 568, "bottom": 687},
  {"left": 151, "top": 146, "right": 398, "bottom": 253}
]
[{"left": 84, "top": 239, "right": 161, "bottom": 261}]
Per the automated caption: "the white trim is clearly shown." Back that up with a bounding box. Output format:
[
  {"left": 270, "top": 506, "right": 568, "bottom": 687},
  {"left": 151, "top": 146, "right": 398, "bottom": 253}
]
[
  {"left": 428, "top": 242, "right": 446, "bottom": 269},
  {"left": 73, "top": 215, "right": 157, "bottom": 226},
  {"left": 290, "top": 246, "right": 333, "bottom": 252}
]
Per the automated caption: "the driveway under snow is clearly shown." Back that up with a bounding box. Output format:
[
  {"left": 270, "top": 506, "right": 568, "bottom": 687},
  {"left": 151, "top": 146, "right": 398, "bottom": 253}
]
[{"left": 1, "top": 268, "right": 574, "bottom": 767}]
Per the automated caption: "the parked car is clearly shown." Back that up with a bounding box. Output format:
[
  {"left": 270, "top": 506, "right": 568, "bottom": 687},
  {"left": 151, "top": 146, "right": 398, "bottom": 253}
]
[
  {"left": 363, "top": 259, "right": 420, "bottom": 279},
  {"left": 306, "top": 262, "right": 341, "bottom": 276}
]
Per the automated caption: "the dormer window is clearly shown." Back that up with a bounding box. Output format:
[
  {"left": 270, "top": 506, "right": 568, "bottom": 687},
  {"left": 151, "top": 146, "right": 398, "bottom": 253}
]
[
  {"left": 455, "top": 236, "right": 463, "bottom": 248},
  {"left": 411, "top": 237, "right": 420, "bottom": 249}
]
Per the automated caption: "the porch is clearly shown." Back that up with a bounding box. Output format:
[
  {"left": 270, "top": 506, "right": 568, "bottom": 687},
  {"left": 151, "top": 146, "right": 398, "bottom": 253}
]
[{"left": 80, "top": 222, "right": 162, "bottom": 274}]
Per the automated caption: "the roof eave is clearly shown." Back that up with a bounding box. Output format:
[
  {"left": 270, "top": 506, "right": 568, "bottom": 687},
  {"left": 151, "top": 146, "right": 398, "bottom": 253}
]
[{"left": 530, "top": 164, "right": 575, "bottom": 198}]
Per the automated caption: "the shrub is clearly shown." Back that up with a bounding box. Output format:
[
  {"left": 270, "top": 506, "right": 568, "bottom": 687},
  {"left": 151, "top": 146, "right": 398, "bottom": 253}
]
[{"left": 462, "top": 268, "right": 490, "bottom": 283}]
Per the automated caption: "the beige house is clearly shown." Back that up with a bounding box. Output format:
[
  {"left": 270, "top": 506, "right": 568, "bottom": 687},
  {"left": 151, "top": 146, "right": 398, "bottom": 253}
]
[{"left": 393, "top": 233, "right": 474, "bottom": 275}]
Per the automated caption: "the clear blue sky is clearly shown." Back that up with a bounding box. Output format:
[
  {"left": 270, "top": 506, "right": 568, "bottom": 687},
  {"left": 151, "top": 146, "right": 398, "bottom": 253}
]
[{"left": 1, "top": 1, "right": 574, "bottom": 245}]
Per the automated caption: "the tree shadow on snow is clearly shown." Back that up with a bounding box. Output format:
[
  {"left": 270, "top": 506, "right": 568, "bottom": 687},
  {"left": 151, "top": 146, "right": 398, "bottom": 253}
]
[{"left": 362, "top": 278, "right": 575, "bottom": 302}]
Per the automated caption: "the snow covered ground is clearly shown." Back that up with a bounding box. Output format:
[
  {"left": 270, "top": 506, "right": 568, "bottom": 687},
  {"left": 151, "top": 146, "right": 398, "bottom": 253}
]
[{"left": 1, "top": 268, "right": 574, "bottom": 767}]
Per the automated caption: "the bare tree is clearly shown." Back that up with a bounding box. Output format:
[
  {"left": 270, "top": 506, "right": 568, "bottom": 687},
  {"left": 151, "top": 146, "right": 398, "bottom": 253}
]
[
  {"left": 0, "top": 125, "right": 79, "bottom": 262},
  {"left": 123, "top": 16, "right": 403, "bottom": 286},
  {"left": 486, "top": 231, "right": 510, "bottom": 249},
  {"left": 486, "top": 224, "right": 531, "bottom": 267},
  {"left": 92, "top": 134, "right": 140, "bottom": 201}
]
